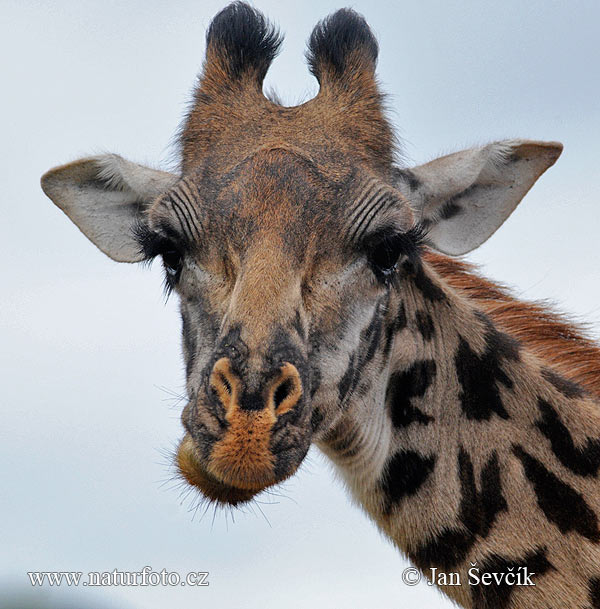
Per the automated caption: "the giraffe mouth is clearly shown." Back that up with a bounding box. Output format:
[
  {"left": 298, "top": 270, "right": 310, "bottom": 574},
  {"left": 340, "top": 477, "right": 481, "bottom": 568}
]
[{"left": 176, "top": 433, "right": 275, "bottom": 506}]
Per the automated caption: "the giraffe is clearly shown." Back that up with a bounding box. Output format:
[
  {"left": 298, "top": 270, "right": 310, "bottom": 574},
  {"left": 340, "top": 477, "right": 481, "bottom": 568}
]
[{"left": 40, "top": 3, "right": 600, "bottom": 607}]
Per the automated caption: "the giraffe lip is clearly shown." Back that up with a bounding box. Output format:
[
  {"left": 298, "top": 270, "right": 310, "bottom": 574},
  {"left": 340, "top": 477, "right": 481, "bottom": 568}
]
[{"left": 176, "top": 433, "right": 270, "bottom": 506}]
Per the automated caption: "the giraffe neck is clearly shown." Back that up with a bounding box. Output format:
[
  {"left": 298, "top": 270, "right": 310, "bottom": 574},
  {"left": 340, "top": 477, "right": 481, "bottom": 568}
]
[{"left": 319, "top": 257, "right": 600, "bottom": 609}]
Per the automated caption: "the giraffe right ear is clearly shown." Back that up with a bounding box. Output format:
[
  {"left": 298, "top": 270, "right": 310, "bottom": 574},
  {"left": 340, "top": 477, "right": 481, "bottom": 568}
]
[
  {"left": 41, "top": 155, "right": 178, "bottom": 262},
  {"left": 394, "top": 139, "right": 563, "bottom": 255}
]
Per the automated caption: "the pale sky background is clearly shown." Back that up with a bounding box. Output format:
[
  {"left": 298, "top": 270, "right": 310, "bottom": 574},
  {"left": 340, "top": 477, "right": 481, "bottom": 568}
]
[{"left": 1, "top": 1, "right": 599, "bottom": 608}]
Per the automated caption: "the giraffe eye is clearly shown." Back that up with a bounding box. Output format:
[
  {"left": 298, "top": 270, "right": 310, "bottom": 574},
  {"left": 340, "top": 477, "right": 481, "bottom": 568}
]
[
  {"left": 162, "top": 248, "right": 183, "bottom": 278},
  {"left": 368, "top": 242, "right": 400, "bottom": 281},
  {"left": 364, "top": 229, "right": 403, "bottom": 282},
  {"left": 363, "top": 225, "right": 426, "bottom": 284}
]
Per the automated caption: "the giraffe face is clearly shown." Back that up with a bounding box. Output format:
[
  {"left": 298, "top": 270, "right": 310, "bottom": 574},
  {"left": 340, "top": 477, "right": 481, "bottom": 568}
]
[{"left": 141, "top": 146, "right": 417, "bottom": 505}]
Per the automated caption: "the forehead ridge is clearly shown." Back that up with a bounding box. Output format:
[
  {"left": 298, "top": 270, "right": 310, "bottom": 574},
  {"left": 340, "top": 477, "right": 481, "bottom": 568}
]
[
  {"left": 182, "top": 91, "right": 395, "bottom": 178},
  {"left": 208, "top": 147, "right": 345, "bottom": 259}
]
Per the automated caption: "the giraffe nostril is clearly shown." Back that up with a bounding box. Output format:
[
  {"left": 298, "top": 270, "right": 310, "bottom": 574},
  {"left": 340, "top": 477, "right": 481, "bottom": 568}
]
[
  {"left": 209, "top": 357, "right": 238, "bottom": 414},
  {"left": 271, "top": 363, "right": 302, "bottom": 416},
  {"left": 274, "top": 378, "right": 294, "bottom": 409},
  {"left": 218, "top": 372, "right": 232, "bottom": 396}
]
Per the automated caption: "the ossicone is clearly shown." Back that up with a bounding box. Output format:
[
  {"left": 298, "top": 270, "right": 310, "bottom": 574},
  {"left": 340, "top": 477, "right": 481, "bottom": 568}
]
[
  {"left": 306, "top": 8, "right": 379, "bottom": 86},
  {"left": 203, "top": 2, "right": 282, "bottom": 90}
]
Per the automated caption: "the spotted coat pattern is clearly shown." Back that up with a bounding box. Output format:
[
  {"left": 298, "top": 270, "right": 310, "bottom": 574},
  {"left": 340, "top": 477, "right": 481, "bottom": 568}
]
[{"left": 321, "top": 258, "right": 600, "bottom": 609}]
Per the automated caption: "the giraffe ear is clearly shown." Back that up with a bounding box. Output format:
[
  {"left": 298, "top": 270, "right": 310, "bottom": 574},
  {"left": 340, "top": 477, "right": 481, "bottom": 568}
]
[
  {"left": 41, "top": 155, "right": 178, "bottom": 262},
  {"left": 394, "top": 139, "right": 563, "bottom": 255}
]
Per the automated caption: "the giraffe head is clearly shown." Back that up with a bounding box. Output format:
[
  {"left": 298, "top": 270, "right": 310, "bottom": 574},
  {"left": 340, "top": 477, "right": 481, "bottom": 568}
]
[{"left": 41, "top": 2, "right": 561, "bottom": 505}]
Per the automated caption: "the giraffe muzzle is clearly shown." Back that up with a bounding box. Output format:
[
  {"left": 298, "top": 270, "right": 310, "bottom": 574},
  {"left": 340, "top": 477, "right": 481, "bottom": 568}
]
[{"left": 177, "top": 356, "right": 311, "bottom": 504}]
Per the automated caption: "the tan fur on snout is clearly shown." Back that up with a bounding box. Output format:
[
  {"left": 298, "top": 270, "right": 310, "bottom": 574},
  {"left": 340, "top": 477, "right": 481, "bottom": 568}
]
[
  {"left": 204, "top": 359, "right": 303, "bottom": 489},
  {"left": 208, "top": 405, "right": 277, "bottom": 490}
]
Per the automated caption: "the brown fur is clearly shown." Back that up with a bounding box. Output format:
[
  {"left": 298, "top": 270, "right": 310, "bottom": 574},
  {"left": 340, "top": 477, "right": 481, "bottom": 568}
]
[
  {"left": 426, "top": 251, "right": 600, "bottom": 398},
  {"left": 177, "top": 434, "right": 257, "bottom": 505},
  {"left": 209, "top": 406, "right": 277, "bottom": 489},
  {"left": 181, "top": 66, "right": 393, "bottom": 180}
]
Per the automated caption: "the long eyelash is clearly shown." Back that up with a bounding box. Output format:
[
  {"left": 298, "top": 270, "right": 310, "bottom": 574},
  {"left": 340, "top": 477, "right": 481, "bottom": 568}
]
[
  {"left": 133, "top": 222, "right": 180, "bottom": 300},
  {"left": 366, "top": 222, "right": 429, "bottom": 262},
  {"left": 133, "top": 221, "right": 170, "bottom": 261},
  {"left": 162, "top": 273, "right": 176, "bottom": 300},
  {"left": 391, "top": 223, "right": 429, "bottom": 260}
]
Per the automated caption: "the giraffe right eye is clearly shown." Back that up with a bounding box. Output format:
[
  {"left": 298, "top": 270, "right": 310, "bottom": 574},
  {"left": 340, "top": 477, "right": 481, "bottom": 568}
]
[{"left": 162, "top": 248, "right": 183, "bottom": 278}]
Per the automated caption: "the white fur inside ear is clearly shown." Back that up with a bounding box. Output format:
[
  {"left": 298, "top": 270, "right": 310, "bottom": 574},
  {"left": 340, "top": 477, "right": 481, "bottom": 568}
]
[
  {"left": 93, "top": 154, "right": 178, "bottom": 199},
  {"left": 483, "top": 139, "right": 517, "bottom": 169},
  {"left": 396, "top": 139, "right": 563, "bottom": 255},
  {"left": 93, "top": 154, "right": 131, "bottom": 192},
  {"left": 41, "top": 155, "right": 179, "bottom": 262}
]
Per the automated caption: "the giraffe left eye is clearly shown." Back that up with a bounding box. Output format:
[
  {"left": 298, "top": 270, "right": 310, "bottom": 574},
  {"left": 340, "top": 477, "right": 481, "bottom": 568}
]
[
  {"left": 363, "top": 227, "right": 402, "bottom": 281},
  {"left": 368, "top": 242, "right": 400, "bottom": 281},
  {"left": 363, "top": 225, "right": 425, "bottom": 283}
]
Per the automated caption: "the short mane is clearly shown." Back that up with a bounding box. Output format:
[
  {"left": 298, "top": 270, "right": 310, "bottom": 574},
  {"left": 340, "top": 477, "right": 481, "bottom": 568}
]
[{"left": 426, "top": 250, "right": 600, "bottom": 398}]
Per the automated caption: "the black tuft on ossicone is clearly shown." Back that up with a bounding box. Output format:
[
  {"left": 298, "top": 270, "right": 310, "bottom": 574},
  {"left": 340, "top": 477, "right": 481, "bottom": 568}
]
[
  {"left": 206, "top": 2, "right": 283, "bottom": 82},
  {"left": 306, "top": 8, "right": 378, "bottom": 81}
]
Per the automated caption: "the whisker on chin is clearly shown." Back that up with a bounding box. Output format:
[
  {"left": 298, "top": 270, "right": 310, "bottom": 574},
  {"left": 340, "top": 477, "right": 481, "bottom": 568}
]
[
  {"left": 254, "top": 501, "right": 272, "bottom": 528},
  {"left": 154, "top": 384, "right": 189, "bottom": 410}
]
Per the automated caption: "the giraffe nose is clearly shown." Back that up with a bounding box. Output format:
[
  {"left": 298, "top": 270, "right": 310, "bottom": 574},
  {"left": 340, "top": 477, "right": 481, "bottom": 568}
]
[
  {"left": 209, "top": 358, "right": 303, "bottom": 416},
  {"left": 209, "top": 358, "right": 239, "bottom": 415},
  {"left": 269, "top": 362, "right": 303, "bottom": 415}
]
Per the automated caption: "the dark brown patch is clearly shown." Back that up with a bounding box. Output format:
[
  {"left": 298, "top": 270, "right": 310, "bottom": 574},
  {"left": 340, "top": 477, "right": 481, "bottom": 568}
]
[
  {"left": 310, "top": 406, "right": 324, "bottom": 431},
  {"left": 181, "top": 309, "right": 197, "bottom": 377},
  {"left": 386, "top": 360, "right": 436, "bottom": 428},
  {"left": 382, "top": 301, "right": 407, "bottom": 359},
  {"left": 415, "top": 310, "right": 435, "bottom": 341},
  {"left": 478, "top": 451, "right": 508, "bottom": 537},
  {"left": 589, "top": 577, "right": 600, "bottom": 609},
  {"left": 513, "top": 445, "right": 600, "bottom": 542},
  {"left": 403, "top": 260, "right": 447, "bottom": 302},
  {"left": 411, "top": 449, "right": 507, "bottom": 571},
  {"left": 338, "top": 301, "right": 386, "bottom": 404},
  {"left": 292, "top": 309, "right": 306, "bottom": 341},
  {"left": 337, "top": 352, "right": 356, "bottom": 403},
  {"left": 455, "top": 336, "right": 510, "bottom": 421},
  {"left": 379, "top": 450, "right": 436, "bottom": 513},
  {"left": 455, "top": 313, "right": 520, "bottom": 422},
  {"left": 470, "top": 547, "right": 554, "bottom": 609},
  {"left": 536, "top": 398, "right": 600, "bottom": 477},
  {"left": 542, "top": 367, "right": 585, "bottom": 399}
]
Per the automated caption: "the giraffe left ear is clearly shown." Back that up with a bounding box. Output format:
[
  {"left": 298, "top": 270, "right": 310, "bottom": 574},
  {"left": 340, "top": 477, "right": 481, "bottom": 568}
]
[{"left": 394, "top": 139, "right": 563, "bottom": 255}]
